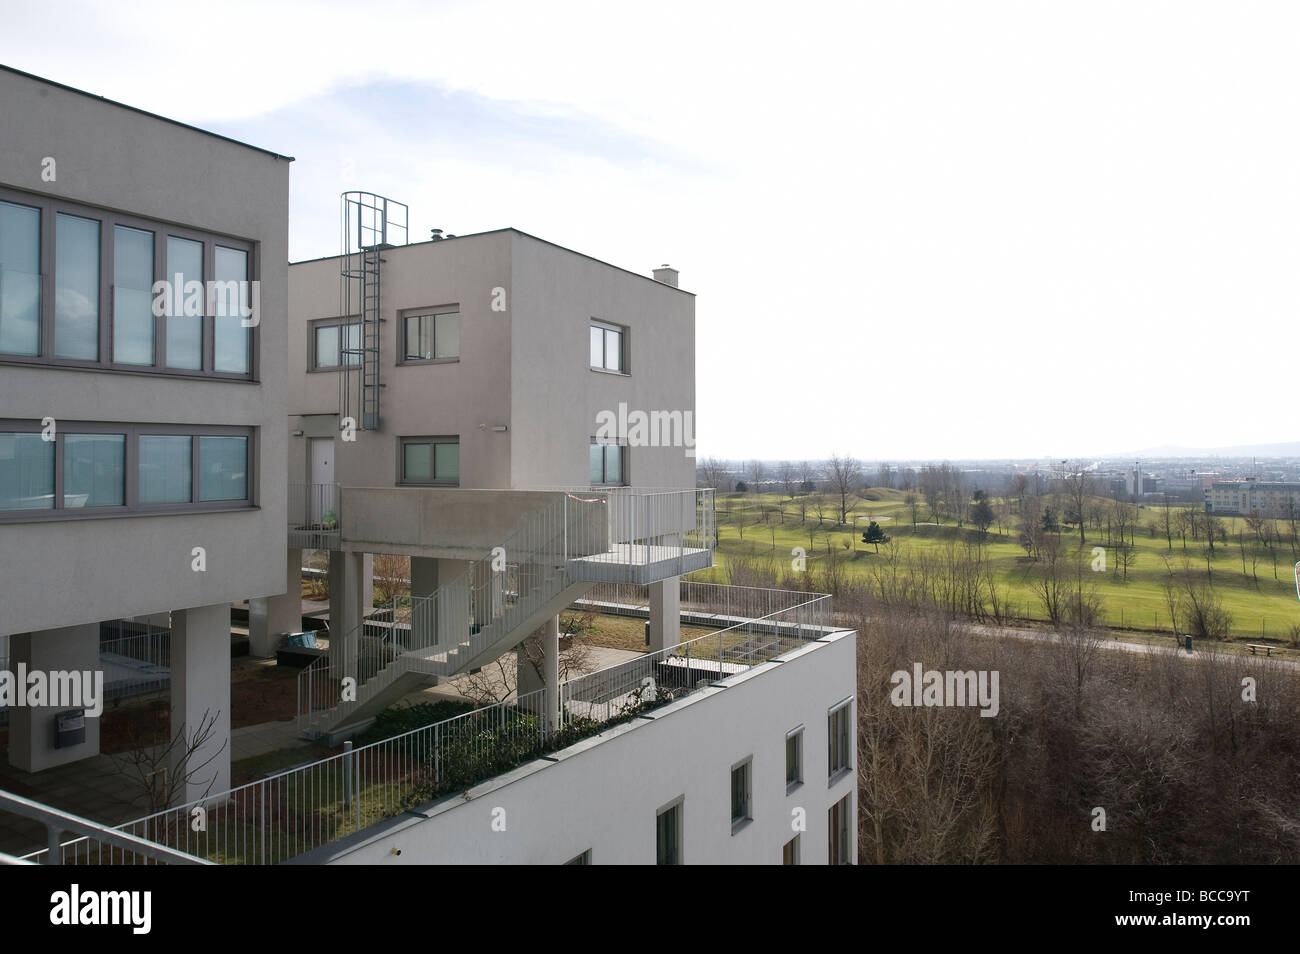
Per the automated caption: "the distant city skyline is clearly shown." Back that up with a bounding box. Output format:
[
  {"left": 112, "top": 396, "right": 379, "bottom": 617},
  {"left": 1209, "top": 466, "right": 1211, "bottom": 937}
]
[{"left": 4, "top": 2, "right": 1297, "bottom": 460}]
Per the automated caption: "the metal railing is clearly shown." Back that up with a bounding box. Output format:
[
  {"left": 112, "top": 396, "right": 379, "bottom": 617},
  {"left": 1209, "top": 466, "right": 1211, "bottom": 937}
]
[
  {"left": 99, "top": 621, "right": 172, "bottom": 700},
  {"left": 32, "top": 586, "right": 831, "bottom": 865},
  {"left": 299, "top": 488, "right": 713, "bottom": 733},
  {"left": 288, "top": 482, "right": 342, "bottom": 549},
  {"left": 2, "top": 790, "right": 210, "bottom": 866}
]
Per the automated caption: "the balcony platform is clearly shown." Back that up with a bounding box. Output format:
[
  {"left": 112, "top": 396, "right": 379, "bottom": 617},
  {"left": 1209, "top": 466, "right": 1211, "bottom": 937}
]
[{"left": 566, "top": 544, "right": 712, "bottom": 585}]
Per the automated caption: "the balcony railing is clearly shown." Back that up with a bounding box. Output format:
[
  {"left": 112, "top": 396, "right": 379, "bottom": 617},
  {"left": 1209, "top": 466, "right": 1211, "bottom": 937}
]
[
  {"left": 25, "top": 584, "right": 833, "bottom": 865},
  {"left": 289, "top": 482, "right": 342, "bottom": 549}
]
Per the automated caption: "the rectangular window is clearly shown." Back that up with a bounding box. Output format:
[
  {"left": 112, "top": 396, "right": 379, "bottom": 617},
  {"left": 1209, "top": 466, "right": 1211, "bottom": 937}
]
[
  {"left": 783, "top": 835, "right": 800, "bottom": 865},
  {"left": 402, "top": 309, "right": 459, "bottom": 361},
  {"left": 590, "top": 320, "right": 625, "bottom": 372},
  {"left": 213, "top": 246, "right": 250, "bottom": 374},
  {"left": 0, "top": 422, "right": 250, "bottom": 521},
  {"left": 564, "top": 850, "right": 591, "bottom": 865},
  {"left": 828, "top": 793, "right": 851, "bottom": 865},
  {"left": 656, "top": 800, "right": 682, "bottom": 865},
  {"left": 0, "top": 186, "right": 256, "bottom": 379},
  {"left": 0, "top": 432, "right": 54, "bottom": 510},
  {"left": 828, "top": 697, "right": 853, "bottom": 780},
  {"left": 313, "top": 319, "right": 360, "bottom": 370},
  {"left": 54, "top": 213, "right": 100, "bottom": 360},
  {"left": 400, "top": 437, "right": 459, "bottom": 485},
  {"left": 589, "top": 441, "right": 625, "bottom": 486},
  {"left": 64, "top": 433, "right": 125, "bottom": 508},
  {"left": 165, "top": 236, "right": 203, "bottom": 370},
  {"left": 0, "top": 199, "right": 41, "bottom": 356},
  {"left": 786, "top": 726, "right": 804, "bottom": 791},
  {"left": 113, "top": 225, "right": 155, "bottom": 365},
  {"left": 199, "top": 435, "right": 247, "bottom": 501},
  {"left": 730, "top": 758, "right": 752, "bottom": 831},
  {"left": 139, "top": 435, "right": 192, "bottom": 504}
]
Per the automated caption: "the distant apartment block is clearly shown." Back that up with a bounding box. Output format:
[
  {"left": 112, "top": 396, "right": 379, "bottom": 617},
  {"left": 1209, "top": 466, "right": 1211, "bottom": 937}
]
[{"left": 1204, "top": 479, "right": 1300, "bottom": 516}]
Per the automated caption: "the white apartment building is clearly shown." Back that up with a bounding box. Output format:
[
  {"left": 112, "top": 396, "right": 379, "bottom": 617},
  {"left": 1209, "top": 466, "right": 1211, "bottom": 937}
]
[
  {"left": 1, "top": 77, "right": 857, "bottom": 866},
  {"left": 0, "top": 65, "right": 289, "bottom": 801},
  {"left": 1204, "top": 479, "right": 1300, "bottom": 517}
]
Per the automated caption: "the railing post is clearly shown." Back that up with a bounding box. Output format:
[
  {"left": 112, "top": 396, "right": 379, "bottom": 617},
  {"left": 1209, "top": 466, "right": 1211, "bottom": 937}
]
[
  {"left": 46, "top": 826, "right": 63, "bottom": 865},
  {"left": 343, "top": 740, "right": 353, "bottom": 815}
]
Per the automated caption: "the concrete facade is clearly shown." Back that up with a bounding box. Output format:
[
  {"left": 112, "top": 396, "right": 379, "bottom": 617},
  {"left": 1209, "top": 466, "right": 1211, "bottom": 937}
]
[
  {"left": 299, "top": 631, "right": 858, "bottom": 865},
  {"left": 0, "top": 66, "right": 289, "bottom": 785}
]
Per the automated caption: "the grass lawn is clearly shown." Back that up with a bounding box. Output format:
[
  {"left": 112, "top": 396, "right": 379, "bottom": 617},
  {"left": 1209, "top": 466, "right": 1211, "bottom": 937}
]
[{"left": 694, "top": 490, "right": 1300, "bottom": 647}]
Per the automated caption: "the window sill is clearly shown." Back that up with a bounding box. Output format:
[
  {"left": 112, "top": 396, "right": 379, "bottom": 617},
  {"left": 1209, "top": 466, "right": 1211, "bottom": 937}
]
[
  {"left": 397, "top": 482, "right": 460, "bottom": 488},
  {"left": 589, "top": 367, "right": 630, "bottom": 377},
  {"left": 786, "top": 780, "right": 803, "bottom": 796},
  {"left": 0, "top": 356, "right": 258, "bottom": 384},
  {"left": 0, "top": 503, "right": 259, "bottom": 524},
  {"left": 398, "top": 356, "right": 460, "bottom": 366},
  {"left": 730, "top": 817, "right": 753, "bottom": 836},
  {"left": 827, "top": 767, "right": 853, "bottom": 789}
]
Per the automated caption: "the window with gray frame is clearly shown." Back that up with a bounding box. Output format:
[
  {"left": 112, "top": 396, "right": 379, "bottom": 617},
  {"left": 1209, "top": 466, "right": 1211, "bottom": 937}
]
[
  {"left": 828, "top": 793, "right": 851, "bottom": 865},
  {"left": 399, "top": 436, "right": 459, "bottom": 485},
  {"left": 589, "top": 320, "right": 625, "bottom": 373},
  {"left": 0, "top": 187, "right": 255, "bottom": 378},
  {"left": 311, "top": 318, "right": 361, "bottom": 370},
  {"left": 656, "top": 799, "right": 682, "bottom": 865},
  {"left": 589, "top": 440, "right": 625, "bottom": 486},
  {"left": 564, "top": 850, "right": 591, "bottom": 865},
  {"left": 786, "top": 726, "right": 804, "bottom": 791},
  {"left": 730, "top": 758, "right": 753, "bottom": 831},
  {"left": 401, "top": 307, "right": 460, "bottom": 361},
  {"left": 828, "top": 697, "right": 853, "bottom": 780},
  {"left": 783, "top": 834, "right": 800, "bottom": 865},
  {"left": 0, "top": 421, "right": 252, "bottom": 519}
]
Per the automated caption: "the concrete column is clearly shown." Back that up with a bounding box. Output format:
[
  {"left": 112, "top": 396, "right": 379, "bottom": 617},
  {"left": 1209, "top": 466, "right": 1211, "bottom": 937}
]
[
  {"left": 8, "top": 624, "right": 101, "bottom": 773},
  {"left": 410, "top": 556, "right": 440, "bottom": 650},
  {"left": 328, "top": 550, "right": 371, "bottom": 677},
  {"left": 515, "top": 615, "right": 560, "bottom": 733},
  {"left": 249, "top": 547, "right": 303, "bottom": 657},
  {"left": 170, "top": 604, "right": 231, "bottom": 804},
  {"left": 649, "top": 576, "right": 681, "bottom": 653}
]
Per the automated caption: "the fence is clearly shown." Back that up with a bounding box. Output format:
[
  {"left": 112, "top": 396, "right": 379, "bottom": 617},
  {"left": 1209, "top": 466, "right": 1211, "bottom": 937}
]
[
  {"left": 27, "top": 587, "right": 833, "bottom": 865},
  {"left": 288, "top": 482, "right": 342, "bottom": 549}
]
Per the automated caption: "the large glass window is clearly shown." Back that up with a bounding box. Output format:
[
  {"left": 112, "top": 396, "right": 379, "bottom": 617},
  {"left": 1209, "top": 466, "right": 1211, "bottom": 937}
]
[
  {"left": 54, "top": 213, "right": 100, "bottom": 360},
  {"left": 64, "top": 433, "right": 125, "bottom": 508},
  {"left": 113, "top": 225, "right": 155, "bottom": 365},
  {"left": 0, "top": 188, "right": 256, "bottom": 378},
  {"left": 786, "top": 726, "right": 804, "bottom": 790},
  {"left": 213, "top": 246, "right": 250, "bottom": 373},
  {"left": 730, "top": 759, "right": 752, "bottom": 830},
  {"left": 401, "top": 437, "right": 459, "bottom": 484},
  {"left": 139, "top": 435, "right": 192, "bottom": 504},
  {"left": 828, "top": 793, "right": 852, "bottom": 865},
  {"left": 199, "top": 435, "right": 247, "bottom": 501},
  {"left": 403, "top": 310, "right": 459, "bottom": 361},
  {"left": 0, "top": 432, "right": 54, "bottom": 510},
  {"left": 0, "top": 200, "right": 41, "bottom": 356},
  {"left": 165, "top": 236, "right": 203, "bottom": 370}
]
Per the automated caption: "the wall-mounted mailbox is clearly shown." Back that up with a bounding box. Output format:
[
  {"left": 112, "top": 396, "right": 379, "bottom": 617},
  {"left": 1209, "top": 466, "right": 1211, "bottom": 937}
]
[{"left": 55, "top": 709, "right": 86, "bottom": 749}]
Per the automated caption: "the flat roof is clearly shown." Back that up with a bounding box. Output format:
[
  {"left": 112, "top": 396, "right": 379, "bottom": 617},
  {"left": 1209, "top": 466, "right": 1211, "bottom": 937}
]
[
  {"left": 290, "top": 227, "right": 694, "bottom": 296},
  {"left": 0, "top": 63, "right": 295, "bottom": 162}
]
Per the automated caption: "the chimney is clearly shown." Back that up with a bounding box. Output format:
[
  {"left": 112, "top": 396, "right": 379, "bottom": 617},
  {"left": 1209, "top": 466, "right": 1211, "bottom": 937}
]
[{"left": 653, "top": 264, "right": 679, "bottom": 287}]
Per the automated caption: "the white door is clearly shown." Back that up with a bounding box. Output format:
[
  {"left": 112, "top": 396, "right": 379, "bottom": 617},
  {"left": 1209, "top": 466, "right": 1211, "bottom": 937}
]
[{"left": 310, "top": 438, "right": 335, "bottom": 524}]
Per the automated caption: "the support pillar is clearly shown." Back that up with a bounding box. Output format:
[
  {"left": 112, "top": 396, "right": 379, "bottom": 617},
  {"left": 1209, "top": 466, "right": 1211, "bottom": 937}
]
[
  {"left": 249, "top": 547, "right": 303, "bottom": 657},
  {"left": 8, "top": 624, "right": 101, "bottom": 773},
  {"left": 649, "top": 576, "right": 681, "bottom": 653},
  {"left": 170, "top": 604, "right": 231, "bottom": 804},
  {"left": 516, "top": 614, "right": 560, "bottom": 733},
  {"left": 328, "top": 551, "right": 371, "bottom": 678}
]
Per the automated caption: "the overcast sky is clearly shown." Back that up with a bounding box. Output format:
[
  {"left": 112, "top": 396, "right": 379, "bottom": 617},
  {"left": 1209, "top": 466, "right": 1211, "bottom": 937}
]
[{"left": 4, "top": 1, "right": 1298, "bottom": 461}]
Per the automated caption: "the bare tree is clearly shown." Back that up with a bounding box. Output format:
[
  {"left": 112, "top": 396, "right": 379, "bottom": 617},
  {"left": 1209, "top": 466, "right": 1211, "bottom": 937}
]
[
  {"left": 828, "top": 453, "right": 862, "bottom": 526},
  {"left": 1062, "top": 464, "right": 1096, "bottom": 546},
  {"left": 110, "top": 705, "right": 227, "bottom": 815}
]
